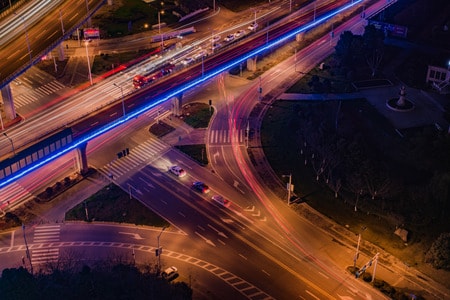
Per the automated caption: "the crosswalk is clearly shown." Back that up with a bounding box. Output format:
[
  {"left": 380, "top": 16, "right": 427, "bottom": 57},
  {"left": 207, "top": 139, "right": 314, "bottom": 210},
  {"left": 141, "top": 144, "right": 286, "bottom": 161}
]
[
  {"left": 209, "top": 129, "right": 246, "bottom": 144},
  {"left": 13, "top": 80, "right": 66, "bottom": 108},
  {"left": 101, "top": 139, "right": 169, "bottom": 180},
  {"left": 32, "top": 224, "right": 61, "bottom": 265}
]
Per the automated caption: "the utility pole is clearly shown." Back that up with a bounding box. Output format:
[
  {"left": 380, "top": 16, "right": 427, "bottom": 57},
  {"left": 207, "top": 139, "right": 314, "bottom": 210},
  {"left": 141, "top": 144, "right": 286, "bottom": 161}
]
[
  {"left": 156, "top": 226, "right": 167, "bottom": 274},
  {"left": 282, "top": 174, "right": 292, "bottom": 205},
  {"left": 22, "top": 224, "right": 33, "bottom": 275},
  {"left": 113, "top": 83, "right": 125, "bottom": 117},
  {"left": 245, "top": 120, "right": 250, "bottom": 149}
]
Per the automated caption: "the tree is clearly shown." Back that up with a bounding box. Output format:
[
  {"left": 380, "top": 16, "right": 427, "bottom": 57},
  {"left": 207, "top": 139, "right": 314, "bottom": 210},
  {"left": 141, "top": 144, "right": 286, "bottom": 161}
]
[
  {"left": 362, "top": 162, "right": 392, "bottom": 202},
  {"left": 0, "top": 263, "right": 193, "bottom": 299},
  {"left": 363, "top": 25, "right": 385, "bottom": 77},
  {"left": 366, "top": 49, "right": 384, "bottom": 77},
  {"left": 425, "top": 232, "right": 450, "bottom": 270}
]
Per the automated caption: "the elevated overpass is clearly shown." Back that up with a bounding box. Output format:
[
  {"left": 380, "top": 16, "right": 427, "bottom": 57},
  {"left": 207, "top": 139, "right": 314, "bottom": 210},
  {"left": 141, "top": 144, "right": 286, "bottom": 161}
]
[
  {"left": 0, "top": 0, "right": 105, "bottom": 122},
  {"left": 0, "top": 0, "right": 370, "bottom": 192}
]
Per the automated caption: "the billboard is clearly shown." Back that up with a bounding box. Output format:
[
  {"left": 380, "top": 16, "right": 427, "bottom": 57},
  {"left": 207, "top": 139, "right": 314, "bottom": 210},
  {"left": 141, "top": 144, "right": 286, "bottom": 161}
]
[
  {"left": 83, "top": 28, "right": 100, "bottom": 39},
  {"left": 368, "top": 20, "right": 408, "bottom": 38}
]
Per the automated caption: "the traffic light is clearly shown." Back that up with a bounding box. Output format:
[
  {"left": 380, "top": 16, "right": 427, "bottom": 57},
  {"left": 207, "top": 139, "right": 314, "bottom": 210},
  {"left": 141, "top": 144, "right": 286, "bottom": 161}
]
[{"left": 117, "top": 148, "right": 130, "bottom": 159}]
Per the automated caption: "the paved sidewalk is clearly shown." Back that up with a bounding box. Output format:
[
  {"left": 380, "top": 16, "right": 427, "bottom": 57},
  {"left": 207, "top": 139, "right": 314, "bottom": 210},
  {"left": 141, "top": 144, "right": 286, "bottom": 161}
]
[
  {"left": 159, "top": 115, "right": 207, "bottom": 146},
  {"left": 278, "top": 84, "right": 449, "bottom": 130}
]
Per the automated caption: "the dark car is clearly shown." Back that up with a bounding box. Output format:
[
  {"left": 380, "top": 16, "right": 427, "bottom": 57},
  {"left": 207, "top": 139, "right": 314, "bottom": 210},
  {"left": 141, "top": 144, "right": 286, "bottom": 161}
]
[{"left": 192, "top": 181, "right": 210, "bottom": 194}]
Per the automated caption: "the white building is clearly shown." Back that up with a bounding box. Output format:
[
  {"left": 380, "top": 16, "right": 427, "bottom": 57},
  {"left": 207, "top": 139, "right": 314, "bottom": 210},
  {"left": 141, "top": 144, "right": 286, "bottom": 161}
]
[{"left": 427, "top": 63, "right": 450, "bottom": 94}]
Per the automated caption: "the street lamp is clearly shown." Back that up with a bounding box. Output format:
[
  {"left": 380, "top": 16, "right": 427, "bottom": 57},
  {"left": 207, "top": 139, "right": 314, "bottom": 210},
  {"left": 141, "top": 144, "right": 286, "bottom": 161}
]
[
  {"left": 158, "top": 11, "right": 164, "bottom": 50},
  {"left": 0, "top": 106, "right": 4, "bottom": 131},
  {"left": 113, "top": 83, "right": 126, "bottom": 117},
  {"left": 210, "top": 29, "right": 215, "bottom": 53},
  {"left": 282, "top": 174, "right": 292, "bottom": 205},
  {"left": 245, "top": 120, "right": 250, "bottom": 149},
  {"left": 156, "top": 226, "right": 167, "bottom": 274},
  {"left": 22, "top": 224, "right": 33, "bottom": 275},
  {"left": 15, "top": 13, "right": 32, "bottom": 64},
  {"left": 313, "top": 1, "right": 316, "bottom": 22},
  {"left": 84, "top": 41, "right": 93, "bottom": 85},
  {"left": 3, "top": 132, "right": 15, "bottom": 155},
  {"left": 353, "top": 226, "right": 367, "bottom": 267}
]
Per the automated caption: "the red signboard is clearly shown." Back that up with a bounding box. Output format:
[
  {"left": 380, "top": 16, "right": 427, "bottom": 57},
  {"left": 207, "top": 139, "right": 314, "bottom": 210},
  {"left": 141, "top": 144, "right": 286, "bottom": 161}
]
[{"left": 83, "top": 28, "right": 100, "bottom": 39}]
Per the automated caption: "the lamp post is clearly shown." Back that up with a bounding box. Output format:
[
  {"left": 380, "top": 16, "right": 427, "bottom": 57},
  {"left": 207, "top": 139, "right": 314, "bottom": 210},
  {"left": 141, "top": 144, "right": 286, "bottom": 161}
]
[
  {"left": 15, "top": 13, "right": 32, "bottom": 64},
  {"left": 210, "top": 29, "right": 215, "bottom": 53},
  {"left": 245, "top": 120, "right": 250, "bottom": 149},
  {"left": 282, "top": 174, "right": 292, "bottom": 205},
  {"left": 0, "top": 106, "right": 4, "bottom": 130},
  {"left": 313, "top": 1, "right": 316, "bottom": 22},
  {"left": 22, "top": 224, "right": 33, "bottom": 274},
  {"left": 113, "top": 83, "right": 125, "bottom": 117},
  {"left": 3, "top": 132, "right": 15, "bottom": 155},
  {"left": 353, "top": 226, "right": 367, "bottom": 267},
  {"left": 59, "top": 9, "right": 65, "bottom": 35},
  {"left": 84, "top": 41, "right": 93, "bottom": 85},
  {"left": 156, "top": 226, "right": 167, "bottom": 274},
  {"left": 158, "top": 11, "right": 164, "bottom": 50}
]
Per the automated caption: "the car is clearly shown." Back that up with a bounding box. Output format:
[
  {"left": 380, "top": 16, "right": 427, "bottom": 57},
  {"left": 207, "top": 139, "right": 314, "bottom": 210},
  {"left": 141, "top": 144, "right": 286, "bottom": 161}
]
[
  {"left": 192, "top": 181, "right": 210, "bottom": 194},
  {"left": 162, "top": 266, "right": 178, "bottom": 282},
  {"left": 210, "top": 35, "right": 221, "bottom": 42},
  {"left": 248, "top": 22, "right": 258, "bottom": 31},
  {"left": 211, "top": 43, "right": 222, "bottom": 51},
  {"left": 193, "top": 50, "right": 207, "bottom": 60},
  {"left": 169, "top": 166, "right": 186, "bottom": 177},
  {"left": 234, "top": 30, "right": 246, "bottom": 38},
  {"left": 224, "top": 34, "right": 235, "bottom": 42},
  {"left": 181, "top": 57, "right": 193, "bottom": 65},
  {"left": 211, "top": 195, "right": 231, "bottom": 208}
]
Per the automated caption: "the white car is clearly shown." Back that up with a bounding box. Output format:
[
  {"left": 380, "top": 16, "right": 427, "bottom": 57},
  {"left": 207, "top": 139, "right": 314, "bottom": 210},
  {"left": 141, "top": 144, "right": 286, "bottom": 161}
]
[
  {"left": 210, "top": 35, "right": 221, "bottom": 42},
  {"left": 193, "top": 50, "right": 207, "bottom": 60},
  {"left": 224, "top": 34, "right": 235, "bottom": 42},
  {"left": 211, "top": 195, "right": 231, "bottom": 208},
  {"left": 181, "top": 57, "right": 193, "bottom": 65},
  {"left": 234, "top": 30, "right": 246, "bottom": 38},
  {"left": 169, "top": 166, "right": 186, "bottom": 177},
  {"left": 162, "top": 266, "right": 178, "bottom": 281},
  {"left": 248, "top": 22, "right": 258, "bottom": 31}
]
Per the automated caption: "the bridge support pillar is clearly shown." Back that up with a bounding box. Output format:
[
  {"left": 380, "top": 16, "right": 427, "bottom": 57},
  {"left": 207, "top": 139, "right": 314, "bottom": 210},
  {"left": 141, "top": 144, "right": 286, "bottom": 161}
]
[
  {"left": 247, "top": 57, "right": 257, "bottom": 72},
  {"left": 58, "top": 43, "right": 65, "bottom": 61},
  {"left": 1, "top": 84, "right": 16, "bottom": 121},
  {"left": 76, "top": 143, "right": 89, "bottom": 175},
  {"left": 171, "top": 93, "right": 183, "bottom": 116}
]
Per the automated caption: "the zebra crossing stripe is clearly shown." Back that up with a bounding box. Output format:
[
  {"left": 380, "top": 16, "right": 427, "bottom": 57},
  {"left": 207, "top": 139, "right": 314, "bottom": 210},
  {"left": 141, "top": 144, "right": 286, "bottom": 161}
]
[
  {"left": 37, "top": 87, "right": 51, "bottom": 95},
  {"left": 209, "top": 129, "right": 245, "bottom": 144},
  {"left": 32, "top": 248, "right": 59, "bottom": 263},
  {"left": 102, "top": 139, "right": 170, "bottom": 179},
  {"left": 48, "top": 81, "right": 65, "bottom": 89}
]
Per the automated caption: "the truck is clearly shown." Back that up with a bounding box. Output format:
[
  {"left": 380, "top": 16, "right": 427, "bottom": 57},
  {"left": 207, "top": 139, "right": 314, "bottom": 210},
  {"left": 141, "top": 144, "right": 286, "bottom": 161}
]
[{"left": 132, "top": 64, "right": 174, "bottom": 89}]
